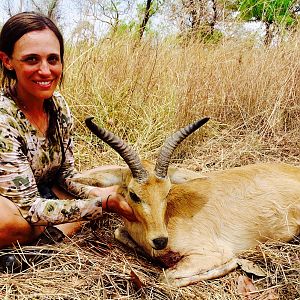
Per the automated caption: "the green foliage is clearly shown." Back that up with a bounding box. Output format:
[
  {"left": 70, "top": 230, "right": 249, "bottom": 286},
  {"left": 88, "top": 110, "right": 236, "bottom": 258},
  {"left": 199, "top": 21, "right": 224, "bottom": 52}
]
[
  {"left": 180, "top": 27, "right": 223, "bottom": 45},
  {"left": 237, "top": 0, "right": 297, "bottom": 26},
  {"left": 104, "top": 0, "right": 165, "bottom": 39},
  {"left": 199, "top": 28, "right": 223, "bottom": 44},
  {"left": 109, "top": 20, "right": 140, "bottom": 37},
  {"left": 137, "top": 0, "right": 165, "bottom": 18}
]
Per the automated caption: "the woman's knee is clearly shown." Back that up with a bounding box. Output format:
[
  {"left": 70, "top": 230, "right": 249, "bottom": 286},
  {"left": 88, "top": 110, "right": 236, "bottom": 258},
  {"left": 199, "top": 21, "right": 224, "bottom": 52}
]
[
  {"left": 0, "top": 196, "right": 45, "bottom": 247},
  {"left": 0, "top": 195, "right": 25, "bottom": 229},
  {"left": 0, "top": 216, "right": 45, "bottom": 248}
]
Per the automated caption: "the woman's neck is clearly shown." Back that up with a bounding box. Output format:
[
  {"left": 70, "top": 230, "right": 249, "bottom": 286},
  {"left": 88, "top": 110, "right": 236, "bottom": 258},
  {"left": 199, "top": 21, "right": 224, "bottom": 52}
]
[
  {"left": 11, "top": 84, "right": 44, "bottom": 114},
  {"left": 10, "top": 84, "right": 49, "bottom": 135}
]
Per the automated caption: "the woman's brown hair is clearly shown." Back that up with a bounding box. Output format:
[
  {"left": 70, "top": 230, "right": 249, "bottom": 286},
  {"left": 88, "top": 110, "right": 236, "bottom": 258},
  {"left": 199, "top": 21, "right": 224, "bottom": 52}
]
[
  {"left": 0, "top": 11, "right": 64, "bottom": 87},
  {"left": 0, "top": 12, "right": 65, "bottom": 145}
]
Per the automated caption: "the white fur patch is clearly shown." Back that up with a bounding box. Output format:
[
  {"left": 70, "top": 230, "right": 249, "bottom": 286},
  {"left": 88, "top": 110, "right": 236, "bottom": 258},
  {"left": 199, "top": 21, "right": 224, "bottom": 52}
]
[{"left": 141, "top": 202, "right": 151, "bottom": 215}]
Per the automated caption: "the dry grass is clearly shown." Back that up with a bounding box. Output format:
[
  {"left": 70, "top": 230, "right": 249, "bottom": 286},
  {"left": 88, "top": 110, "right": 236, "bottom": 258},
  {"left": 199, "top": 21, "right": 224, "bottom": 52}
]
[
  {"left": 1, "top": 32, "right": 300, "bottom": 299},
  {"left": 62, "top": 32, "right": 300, "bottom": 170},
  {"left": 0, "top": 218, "right": 299, "bottom": 299}
]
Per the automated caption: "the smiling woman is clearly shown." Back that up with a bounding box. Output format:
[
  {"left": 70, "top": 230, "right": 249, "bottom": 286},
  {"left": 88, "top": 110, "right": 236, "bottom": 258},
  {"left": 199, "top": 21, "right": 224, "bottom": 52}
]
[
  {"left": 1, "top": 28, "right": 62, "bottom": 134},
  {"left": 0, "top": 12, "right": 136, "bottom": 272}
]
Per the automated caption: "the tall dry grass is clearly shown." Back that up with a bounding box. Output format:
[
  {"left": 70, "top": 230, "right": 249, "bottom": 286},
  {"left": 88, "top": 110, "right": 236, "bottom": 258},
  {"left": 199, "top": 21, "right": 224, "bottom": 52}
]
[{"left": 62, "top": 32, "right": 300, "bottom": 172}]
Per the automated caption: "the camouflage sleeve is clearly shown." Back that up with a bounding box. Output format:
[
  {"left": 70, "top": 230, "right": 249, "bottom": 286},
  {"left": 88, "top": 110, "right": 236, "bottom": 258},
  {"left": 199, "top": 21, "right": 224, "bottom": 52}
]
[
  {"left": 0, "top": 119, "right": 39, "bottom": 209},
  {"left": 26, "top": 197, "right": 103, "bottom": 225},
  {"left": 0, "top": 118, "right": 103, "bottom": 225},
  {"left": 57, "top": 135, "right": 95, "bottom": 198},
  {"left": 53, "top": 93, "right": 95, "bottom": 198}
]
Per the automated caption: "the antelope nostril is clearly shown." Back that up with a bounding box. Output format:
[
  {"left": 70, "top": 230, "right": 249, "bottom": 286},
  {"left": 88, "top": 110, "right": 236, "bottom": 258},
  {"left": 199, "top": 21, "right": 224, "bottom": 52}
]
[{"left": 152, "top": 237, "right": 168, "bottom": 250}]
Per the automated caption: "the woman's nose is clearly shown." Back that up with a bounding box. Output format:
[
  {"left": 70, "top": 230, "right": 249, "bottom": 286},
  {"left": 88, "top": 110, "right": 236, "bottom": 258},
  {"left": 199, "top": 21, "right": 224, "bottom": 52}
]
[{"left": 38, "top": 60, "right": 51, "bottom": 75}]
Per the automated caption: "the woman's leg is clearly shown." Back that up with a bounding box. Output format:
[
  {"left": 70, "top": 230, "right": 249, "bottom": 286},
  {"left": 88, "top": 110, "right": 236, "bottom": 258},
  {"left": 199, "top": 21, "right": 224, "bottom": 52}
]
[
  {"left": 0, "top": 181, "right": 99, "bottom": 249},
  {"left": 0, "top": 195, "right": 45, "bottom": 249},
  {"left": 0, "top": 189, "right": 85, "bottom": 271},
  {"left": 0, "top": 187, "right": 84, "bottom": 249}
]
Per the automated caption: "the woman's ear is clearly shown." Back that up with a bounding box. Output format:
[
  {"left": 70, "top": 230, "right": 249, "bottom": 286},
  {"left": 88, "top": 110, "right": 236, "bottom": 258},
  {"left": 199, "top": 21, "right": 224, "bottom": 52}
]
[{"left": 0, "top": 51, "right": 13, "bottom": 71}]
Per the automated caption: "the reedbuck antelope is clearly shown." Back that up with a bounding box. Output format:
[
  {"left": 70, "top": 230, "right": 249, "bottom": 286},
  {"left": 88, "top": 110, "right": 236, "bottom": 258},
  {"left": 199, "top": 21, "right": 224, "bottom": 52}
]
[{"left": 75, "top": 117, "right": 300, "bottom": 287}]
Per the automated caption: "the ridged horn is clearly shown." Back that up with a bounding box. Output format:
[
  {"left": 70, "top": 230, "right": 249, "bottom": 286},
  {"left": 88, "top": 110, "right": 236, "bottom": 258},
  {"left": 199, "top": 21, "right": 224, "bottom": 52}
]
[
  {"left": 85, "top": 117, "right": 148, "bottom": 182},
  {"left": 154, "top": 117, "right": 210, "bottom": 178}
]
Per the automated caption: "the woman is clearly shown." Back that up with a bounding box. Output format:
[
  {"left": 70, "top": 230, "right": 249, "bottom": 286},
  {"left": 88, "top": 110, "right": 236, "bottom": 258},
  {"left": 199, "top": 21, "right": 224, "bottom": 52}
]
[{"left": 0, "top": 12, "right": 135, "bottom": 259}]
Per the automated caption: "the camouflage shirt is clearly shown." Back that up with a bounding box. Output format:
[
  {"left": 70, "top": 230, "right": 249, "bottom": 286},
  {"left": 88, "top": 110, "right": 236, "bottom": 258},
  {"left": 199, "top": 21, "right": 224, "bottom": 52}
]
[{"left": 0, "top": 89, "right": 102, "bottom": 225}]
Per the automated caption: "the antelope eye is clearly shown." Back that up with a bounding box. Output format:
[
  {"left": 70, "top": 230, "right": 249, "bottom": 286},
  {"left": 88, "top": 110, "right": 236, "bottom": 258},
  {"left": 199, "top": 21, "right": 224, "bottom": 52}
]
[{"left": 129, "top": 191, "right": 141, "bottom": 203}]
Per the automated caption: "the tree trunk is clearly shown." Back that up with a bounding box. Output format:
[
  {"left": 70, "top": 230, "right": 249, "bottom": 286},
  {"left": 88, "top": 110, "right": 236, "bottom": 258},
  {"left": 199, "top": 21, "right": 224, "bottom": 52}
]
[
  {"left": 208, "top": 0, "right": 217, "bottom": 35},
  {"left": 264, "top": 22, "right": 273, "bottom": 46},
  {"left": 138, "top": 0, "right": 153, "bottom": 40},
  {"left": 190, "top": 0, "right": 200, "bottom": 31},
  {"left": 47, "top": 0, "right": 60, "bottom": 20}
]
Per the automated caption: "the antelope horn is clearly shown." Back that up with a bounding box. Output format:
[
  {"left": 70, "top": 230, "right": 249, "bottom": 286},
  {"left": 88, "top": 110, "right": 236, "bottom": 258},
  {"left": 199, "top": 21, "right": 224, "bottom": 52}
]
[
  {"left": 154, "top": 117, "right": 210, "bottom": 178},
  {"left": 85, "top": 117, "right": 148, "bottom": 182}
]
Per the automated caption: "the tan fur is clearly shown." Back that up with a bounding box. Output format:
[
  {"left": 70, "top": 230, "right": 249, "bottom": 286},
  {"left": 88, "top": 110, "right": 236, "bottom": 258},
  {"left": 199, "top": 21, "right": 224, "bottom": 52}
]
[{"left": 74, "top": 161, "right": 300, "bottom": 287}]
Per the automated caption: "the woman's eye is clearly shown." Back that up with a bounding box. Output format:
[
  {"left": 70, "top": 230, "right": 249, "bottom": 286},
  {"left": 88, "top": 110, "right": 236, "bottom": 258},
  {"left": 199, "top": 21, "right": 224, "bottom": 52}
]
[
  {"left": 48, "top": 55, "right": 60, "bottom": 65},
  {"left": 23, "top": 56, "right": 38, "bottom": 64}
]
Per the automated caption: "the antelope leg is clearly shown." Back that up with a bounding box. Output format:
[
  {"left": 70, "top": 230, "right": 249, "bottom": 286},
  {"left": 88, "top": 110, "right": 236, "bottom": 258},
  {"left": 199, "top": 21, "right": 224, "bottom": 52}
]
[{"left": 161, "top": 254, "right": 238, "bottom": 287}]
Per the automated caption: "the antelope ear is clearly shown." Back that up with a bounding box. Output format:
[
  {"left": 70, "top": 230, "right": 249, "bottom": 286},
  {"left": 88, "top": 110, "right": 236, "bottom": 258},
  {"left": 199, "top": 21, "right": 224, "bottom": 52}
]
[
  {"left": 72, "top": 166, "right": 127, "bottom": 187},
  {"left": 168, "top": 167, "right": 207, "bottom": 184}
]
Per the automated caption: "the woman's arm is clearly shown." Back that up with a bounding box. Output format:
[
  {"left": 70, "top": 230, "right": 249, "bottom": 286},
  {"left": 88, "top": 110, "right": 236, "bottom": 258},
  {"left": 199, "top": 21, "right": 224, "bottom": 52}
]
[
  {"left": 0, "top": 94, "right": 136, "bottom": 225},
  {"left": 0, "top": 116, "right": 135, "bottom": 225},
  {"left": 0, "top": 120, "right": 39, "bottom": 209},
  {"left": 0, "top": 119, "right": 104, "bottom": 225},
  {"left": 52, "top": 93, "right": 97, "bottom": 198}
]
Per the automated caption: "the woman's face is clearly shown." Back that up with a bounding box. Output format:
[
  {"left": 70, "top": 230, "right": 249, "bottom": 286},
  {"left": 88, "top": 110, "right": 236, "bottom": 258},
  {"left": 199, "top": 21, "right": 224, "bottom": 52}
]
[{"left": 5, "top": 28, "right": 62, "bottom": 103}]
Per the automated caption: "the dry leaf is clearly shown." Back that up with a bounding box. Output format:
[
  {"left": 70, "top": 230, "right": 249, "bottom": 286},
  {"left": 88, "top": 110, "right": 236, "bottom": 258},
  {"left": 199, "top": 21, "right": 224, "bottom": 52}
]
[
  {"left": 237, "top": 275, "right": 257, "bottom": 299},
  {"left": 237, "top": 258, "right": 266, "bottom": 277},
  {"left": 130, "top": 269, "right": 144, "bottom": 290},
  {"left": 259, "top": 289, "right": 280, "bottom": 300}
]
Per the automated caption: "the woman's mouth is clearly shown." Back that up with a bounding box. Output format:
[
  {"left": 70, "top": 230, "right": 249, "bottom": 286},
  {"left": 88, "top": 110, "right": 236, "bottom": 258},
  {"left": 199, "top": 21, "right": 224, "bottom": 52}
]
[{"left": 34, "top": 80, "right": 52, "bottom": 88}]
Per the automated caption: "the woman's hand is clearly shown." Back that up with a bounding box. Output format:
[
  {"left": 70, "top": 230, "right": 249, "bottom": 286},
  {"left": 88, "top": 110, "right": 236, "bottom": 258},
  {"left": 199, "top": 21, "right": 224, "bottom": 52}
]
[{"left": 88, "top": 187, "right": 137, "bottom": 222}]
